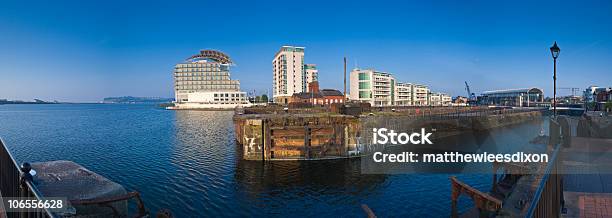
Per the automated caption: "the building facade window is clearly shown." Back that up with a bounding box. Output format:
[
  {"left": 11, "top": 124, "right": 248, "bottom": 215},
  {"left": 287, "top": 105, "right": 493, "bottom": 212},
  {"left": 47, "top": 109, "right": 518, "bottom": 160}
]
[
  {"left": 359, "top": 91, "right": 372, "bottom": 98},
  {"left": 359, "top": 82, "right": 370, "bottom": 89},
  {"left": 359, "top": 73, "right": 370, "bottom": 80}
]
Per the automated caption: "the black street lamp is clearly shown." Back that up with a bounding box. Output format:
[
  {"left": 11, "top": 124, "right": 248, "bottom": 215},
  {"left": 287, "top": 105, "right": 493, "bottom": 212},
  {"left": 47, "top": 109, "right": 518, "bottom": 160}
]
[{"left": 550, "top": 41, "right": 561, "bottom": 117}]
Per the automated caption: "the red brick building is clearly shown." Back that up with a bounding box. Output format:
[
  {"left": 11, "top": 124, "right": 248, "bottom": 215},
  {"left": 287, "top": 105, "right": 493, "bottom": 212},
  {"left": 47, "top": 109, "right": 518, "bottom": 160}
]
[{"left": 289, "top": 82, "right": 345, "bottom": 105}]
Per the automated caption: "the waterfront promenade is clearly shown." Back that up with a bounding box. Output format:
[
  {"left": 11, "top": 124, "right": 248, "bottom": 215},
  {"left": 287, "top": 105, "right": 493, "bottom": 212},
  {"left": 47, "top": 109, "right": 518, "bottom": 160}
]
[{"left": 562, "top": 136, "right": 612, "bottom": 218}]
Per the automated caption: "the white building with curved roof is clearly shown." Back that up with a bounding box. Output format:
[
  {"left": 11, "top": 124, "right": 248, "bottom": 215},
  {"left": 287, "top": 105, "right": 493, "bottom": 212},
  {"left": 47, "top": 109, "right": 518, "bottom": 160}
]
[
  {"left": 481, "top": 87, "right": 544, "bottom": 107},
  {"left": 170, "top": 50, "right": 251, "bottom": 109}
]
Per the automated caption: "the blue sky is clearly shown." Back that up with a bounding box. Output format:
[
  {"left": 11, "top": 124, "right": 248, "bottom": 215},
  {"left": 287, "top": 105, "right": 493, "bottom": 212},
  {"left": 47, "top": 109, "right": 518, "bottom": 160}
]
[{"left": 1, "top": 0, "right": 610, "bottom": 102}]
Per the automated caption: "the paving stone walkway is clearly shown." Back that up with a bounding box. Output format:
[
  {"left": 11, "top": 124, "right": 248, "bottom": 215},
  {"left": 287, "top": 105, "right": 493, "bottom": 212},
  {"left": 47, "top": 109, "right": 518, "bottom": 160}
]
[
  {"left": 562, "top": 137, "right": 612, "bottom": 217},
  {"left": 564, "top": 192, "right": 612, "bottom": 218}
]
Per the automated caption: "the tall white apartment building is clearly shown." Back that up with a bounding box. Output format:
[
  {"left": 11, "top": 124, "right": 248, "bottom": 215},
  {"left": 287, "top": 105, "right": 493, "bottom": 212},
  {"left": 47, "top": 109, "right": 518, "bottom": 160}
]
[
  {"left": 272, "top": 46, "right": 305, "bottom": 104},
  {"left": 349, "top": 69, "right": 395, "bottom": 106},
  {"left": 304, "top": 64, "right": 318, "bottom": 92}
]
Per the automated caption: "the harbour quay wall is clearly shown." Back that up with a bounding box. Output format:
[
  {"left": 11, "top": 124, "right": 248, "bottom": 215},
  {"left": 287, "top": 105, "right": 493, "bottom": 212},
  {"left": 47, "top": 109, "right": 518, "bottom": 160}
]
[
  {"left": 233, "top": 108, "right": 542, "bottom": 161},
  {"left": 233, "top": 114, "right": 359, "bottom": 160}
]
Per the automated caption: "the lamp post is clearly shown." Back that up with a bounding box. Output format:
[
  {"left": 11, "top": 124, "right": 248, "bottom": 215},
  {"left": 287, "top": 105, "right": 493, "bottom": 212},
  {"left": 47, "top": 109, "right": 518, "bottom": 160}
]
[{"left": 550, "top": 41, "right": 561, "bottom": 117}]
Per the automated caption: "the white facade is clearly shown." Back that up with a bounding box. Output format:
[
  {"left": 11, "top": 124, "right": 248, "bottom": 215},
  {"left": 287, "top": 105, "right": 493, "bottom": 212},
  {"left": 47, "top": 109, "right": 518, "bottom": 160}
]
[
  {"left": 349, "top": 68, "right": 452, "bottom": 107},
  {"left": 171, "top": 50, "right": 251, "bottom": 109},
  {"left": 441, "top": 94, "right": 452, "bottom": 106},
  {"left": 304, "top": 64, "right": 318, "bottom": 92},
  {"left": 429, "top": 92, "right": 451, "bottom": 106},
  {"left": 272, "top": 46, "right": 305, "bottom": 103},
  {"left": 429, "top": 93, "right": 441, "bottom": 106},
  {"left": 350, "top": 69, "right": 395, "bottom": 106},
  {"left": 584, "top": 86, "right": 599, "bottom": 103},
  {"left": 395, "top": 82, "right": 413, "bottom": 106},
  {"left": 412, "top": 84, "right": 429, "bottom": 106}
]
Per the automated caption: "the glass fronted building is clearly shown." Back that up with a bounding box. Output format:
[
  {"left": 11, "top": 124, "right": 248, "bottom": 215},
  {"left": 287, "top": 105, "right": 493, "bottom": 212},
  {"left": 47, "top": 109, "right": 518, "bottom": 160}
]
[
  {"left": 350, "top": 68, "right": 440, "bottom": 106},
  {"left": 349, "top": 69, "right": 395, "bottom": 106},
  {"left": 171, "top": 50, "right": 250, "bottom": 109},
  {"left": 481, "top": 88, "right": 544, "bottom": 107}
]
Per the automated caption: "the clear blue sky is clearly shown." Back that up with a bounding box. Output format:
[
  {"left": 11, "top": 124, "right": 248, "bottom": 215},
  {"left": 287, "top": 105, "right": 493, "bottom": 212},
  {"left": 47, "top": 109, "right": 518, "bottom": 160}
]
[{"left": 1, "top": 0, "right": 610, "bottom": 102}]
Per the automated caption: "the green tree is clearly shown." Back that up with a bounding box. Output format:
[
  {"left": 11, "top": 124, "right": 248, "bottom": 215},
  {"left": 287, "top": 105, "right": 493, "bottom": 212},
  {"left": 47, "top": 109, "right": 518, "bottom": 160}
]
[
  {"left": 587, "top": 102, "right": 597, "bottom": 111},
  {"left": 605, "top": 101, "right": 612, "bottom": 111},
  {"left": 261, "top": 94, "right": 268, "bottom": 103}
]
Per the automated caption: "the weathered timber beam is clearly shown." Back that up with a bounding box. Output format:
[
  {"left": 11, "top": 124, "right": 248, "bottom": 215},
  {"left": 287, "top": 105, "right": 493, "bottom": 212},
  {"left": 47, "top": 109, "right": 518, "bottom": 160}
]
[{"left": 450, "top": 176, "right": 502, "bottom": 212}]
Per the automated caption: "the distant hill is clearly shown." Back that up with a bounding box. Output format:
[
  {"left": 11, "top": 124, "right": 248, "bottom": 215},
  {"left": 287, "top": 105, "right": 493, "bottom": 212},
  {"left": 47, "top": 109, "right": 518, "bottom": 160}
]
[
  {"left": 103, "top": 96, "right": 174, "bottom": 104},
  {"left": 0, "top": 99, "right": 57, "bottom": 104}
]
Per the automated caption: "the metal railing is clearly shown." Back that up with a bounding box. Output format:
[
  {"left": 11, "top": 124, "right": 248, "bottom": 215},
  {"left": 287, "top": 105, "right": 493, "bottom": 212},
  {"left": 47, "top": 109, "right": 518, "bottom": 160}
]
[
  {"left": 423, "top": 107, "right": 543, "bottom": 121},
  {"left": 524, "top": 143, "right": 563, "bottom": 218},
  {"left": 0, "top": 138, "right": 56, "bottom": 218},
  {"left": 372, "top": 106, "right": 544, "bottom": 122}
]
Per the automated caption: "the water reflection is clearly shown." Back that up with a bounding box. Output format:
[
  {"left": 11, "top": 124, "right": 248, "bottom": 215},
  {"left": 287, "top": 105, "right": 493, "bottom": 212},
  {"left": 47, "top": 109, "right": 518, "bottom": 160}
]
[
  {"left": 0, "top": 105, "right": 540, "bottom": 217},
  {"left": 172, "top": 110, "right": 389, "bottom": 216},
  {"left": 234, "top": 158, "right": 389, "bottom": 204},
  {"left": 169, "top": 110, "right": 237, "bottom": 215}
]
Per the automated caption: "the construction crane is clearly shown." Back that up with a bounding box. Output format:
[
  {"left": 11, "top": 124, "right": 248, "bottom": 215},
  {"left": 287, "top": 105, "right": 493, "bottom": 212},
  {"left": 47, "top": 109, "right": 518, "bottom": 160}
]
[
  {"left": 557, "top": 87, "right": 580, "bottom": 96},
  {"left": 557, "top": 87, "right": 581, "bottom": 104},
  {"left": 465, "top": 81, "right": 476, "bottom": 101}
]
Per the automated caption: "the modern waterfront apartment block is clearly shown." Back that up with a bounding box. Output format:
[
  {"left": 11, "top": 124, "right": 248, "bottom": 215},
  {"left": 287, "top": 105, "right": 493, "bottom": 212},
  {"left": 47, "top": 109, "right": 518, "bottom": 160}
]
[
  {"left": 350, "top": 68, "right": 450, "bottom": 106},
  {"left": 171, "top": 50, "right": 251, "bottom": 109},
  {"left": 395, "top": 82, "right": 413, "bottom": 106},
  {"left": 429, "top": 92, "right": 452, "bottom": 106},
  {"left": 412, "top": 84, "right": 430, "bottom": 106},
  {"left": 304, "top": 64, "right": 318, "bottom": 92},
  {"left": 272, "top": 46, "right": 306, "bottom": 104},
  {"left": 349, "top": 69, "right": 395, "bottom": 106}
]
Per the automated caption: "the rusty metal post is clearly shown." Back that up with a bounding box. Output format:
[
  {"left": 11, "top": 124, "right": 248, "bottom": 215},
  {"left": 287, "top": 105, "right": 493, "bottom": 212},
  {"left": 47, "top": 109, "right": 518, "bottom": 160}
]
[
  {"left": 262, "top": 119, "right": 268, "bottom": 160},
  {"left": 304, "top": 125, "right": 311, "bottom": 159}
]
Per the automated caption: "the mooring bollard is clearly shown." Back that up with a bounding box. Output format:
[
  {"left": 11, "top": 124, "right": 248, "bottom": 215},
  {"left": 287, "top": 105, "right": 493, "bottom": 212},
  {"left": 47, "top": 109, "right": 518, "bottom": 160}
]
[
  {"left": 20, "top": 162, "right": 33, "bottom": 189},
  {"left": 20, "top": 162, "right": 33, "bottom": 217}
]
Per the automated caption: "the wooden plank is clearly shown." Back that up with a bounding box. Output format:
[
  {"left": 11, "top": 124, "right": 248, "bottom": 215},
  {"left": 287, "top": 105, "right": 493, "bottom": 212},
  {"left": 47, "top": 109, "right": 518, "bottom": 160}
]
[
  {"left": 270, "top": 129, "right": 335, "bottom": 137},
  {"left": 361, "top": 204, "right": 377, "bottom": 218},
  {"left": 451, "top": 176, "right": 502, "bottom": 206}
]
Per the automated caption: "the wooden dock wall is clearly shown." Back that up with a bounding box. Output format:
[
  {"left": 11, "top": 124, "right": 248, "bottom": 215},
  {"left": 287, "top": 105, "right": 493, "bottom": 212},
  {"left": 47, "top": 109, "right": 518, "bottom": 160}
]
[
  {"left": 234, "top": 115, "right": 360, "bottom": 160},
  {"left": 234, "top": 111, "right": 542, "bottom": 161}
]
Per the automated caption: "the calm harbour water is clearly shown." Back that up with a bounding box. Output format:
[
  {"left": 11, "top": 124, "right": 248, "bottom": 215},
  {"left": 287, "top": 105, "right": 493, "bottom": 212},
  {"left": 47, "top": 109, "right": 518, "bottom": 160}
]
[{"left": 0, "top": 104, "right": 545, "bottom": 217}]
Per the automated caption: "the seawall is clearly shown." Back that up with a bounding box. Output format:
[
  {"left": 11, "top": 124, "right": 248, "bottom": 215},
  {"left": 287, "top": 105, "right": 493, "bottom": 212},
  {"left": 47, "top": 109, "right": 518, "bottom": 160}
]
[{"left": 233, "top": 108, "right": 542, "bottom": 161}]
